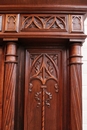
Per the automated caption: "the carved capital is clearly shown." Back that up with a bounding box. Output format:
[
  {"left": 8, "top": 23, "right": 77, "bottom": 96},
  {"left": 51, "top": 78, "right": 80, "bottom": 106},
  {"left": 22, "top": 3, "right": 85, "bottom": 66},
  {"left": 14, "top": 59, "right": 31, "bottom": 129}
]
[{"left": 5, "top": 42, "right": 18, "bottom": 63}]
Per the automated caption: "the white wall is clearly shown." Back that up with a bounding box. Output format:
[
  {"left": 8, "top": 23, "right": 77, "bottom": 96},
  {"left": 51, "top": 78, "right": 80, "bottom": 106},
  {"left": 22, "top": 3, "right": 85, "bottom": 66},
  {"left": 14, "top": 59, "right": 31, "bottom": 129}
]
[{"left": 82, "top": 18, "right": 87, "bottom": 130}]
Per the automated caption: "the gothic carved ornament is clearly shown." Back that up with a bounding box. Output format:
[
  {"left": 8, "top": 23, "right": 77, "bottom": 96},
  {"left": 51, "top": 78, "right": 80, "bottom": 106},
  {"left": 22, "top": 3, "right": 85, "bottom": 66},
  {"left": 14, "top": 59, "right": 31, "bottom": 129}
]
[
  {"left": 21, "top": 15, "right": 67, "bottom": 31},
  {"left": 28, "top": 53, "right": 59, "bottom": 130},
  {"left": 5, "top": 14, "right": 19, "bottom": 32},
  {"left": 0, "top": 13, "right": 84, "bottom": 35},
  {"left": 70, "top": 15, "right": 84, "bottom": 32}
]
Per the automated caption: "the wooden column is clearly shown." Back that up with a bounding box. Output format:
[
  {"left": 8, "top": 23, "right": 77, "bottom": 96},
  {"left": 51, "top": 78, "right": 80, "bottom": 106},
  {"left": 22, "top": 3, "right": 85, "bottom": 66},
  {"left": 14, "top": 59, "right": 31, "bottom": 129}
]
[
  {"left": 3, "top": 42, "right": 17, "bottom": 130},
  {"left": 69, "top": 42, "right": 82, "bottom": 130}
]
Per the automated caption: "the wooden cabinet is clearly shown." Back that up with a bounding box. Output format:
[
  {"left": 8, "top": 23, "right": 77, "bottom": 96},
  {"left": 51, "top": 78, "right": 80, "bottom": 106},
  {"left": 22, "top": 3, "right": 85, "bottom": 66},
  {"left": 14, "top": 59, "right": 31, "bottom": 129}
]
[{"left": 0, "top": 1, "right": 86, "bottom": 130}]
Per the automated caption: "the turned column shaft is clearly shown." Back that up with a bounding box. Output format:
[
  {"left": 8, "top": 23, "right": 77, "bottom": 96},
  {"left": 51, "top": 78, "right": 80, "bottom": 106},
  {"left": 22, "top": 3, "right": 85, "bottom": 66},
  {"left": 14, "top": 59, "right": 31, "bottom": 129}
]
[
  {"left": 69, "top": 43, "right": 82, "bottom": 130},
  {"left": 3, "top": 42, "right": 17, "bottom": 130}
]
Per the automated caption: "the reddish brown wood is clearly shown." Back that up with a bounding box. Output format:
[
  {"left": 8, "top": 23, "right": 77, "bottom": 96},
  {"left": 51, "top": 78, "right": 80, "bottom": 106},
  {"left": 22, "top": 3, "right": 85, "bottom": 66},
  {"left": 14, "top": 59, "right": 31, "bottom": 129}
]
[
  {"left": 69, "top": 43, "right": 82, "bottom": 130},
  {"left": 24, "top": 47, "right": 68, "bottom": 130},
  {"left": 0, "top": 47, "right": 4, "bottom": 130},
  {"left": 3, "top": 42, "right": 17, "bottom": 130},
  {"left": 0, "top": 1, "right": 86, "bottom": 130}
]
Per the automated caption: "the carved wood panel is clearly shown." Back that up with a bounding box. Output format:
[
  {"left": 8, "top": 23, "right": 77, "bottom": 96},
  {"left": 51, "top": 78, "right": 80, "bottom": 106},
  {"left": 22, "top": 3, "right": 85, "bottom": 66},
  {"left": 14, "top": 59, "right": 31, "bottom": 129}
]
[
  {"left": 21, "top": 15, "right": 67, "bottom": 32},
  {"left": 5, "top": 14, "right": 19, "bottom": 32},
  {"left": 24, "top": 48, "right": 66, "bottom": 130},
  {"left": 71, "top": 15, "right": 83, "bottom": 32}
]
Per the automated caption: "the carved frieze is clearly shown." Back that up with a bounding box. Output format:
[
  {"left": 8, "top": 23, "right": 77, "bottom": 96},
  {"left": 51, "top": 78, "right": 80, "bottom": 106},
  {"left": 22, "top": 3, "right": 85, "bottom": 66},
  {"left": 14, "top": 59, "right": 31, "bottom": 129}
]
[
  {"left": 5, "top": 14, "right": 19, "bottom": 32},
  {"left": 21, "top": 15, "right": 67, "bottom": 31},
  {"left": 0, "top": 13, "right": 84, "bottom": 35},
  {"left": 71, "top": 15, "right": 83, "bottom": 32}
]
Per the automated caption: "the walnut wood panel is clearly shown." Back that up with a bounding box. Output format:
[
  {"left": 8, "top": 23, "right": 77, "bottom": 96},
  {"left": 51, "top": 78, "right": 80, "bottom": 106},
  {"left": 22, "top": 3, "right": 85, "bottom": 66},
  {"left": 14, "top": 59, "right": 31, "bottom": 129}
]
[
  {"left": 69, "top": 43, "right": 82, "bottom": 130},
  {"left": 0, "top": 47, "right": 4, "bottom": 130},
  {"left": 24, "top": 47, "right": 68, "bottom": 130},
  {"left": 3, "top": 43, "right": 17, "bottom": 130}
]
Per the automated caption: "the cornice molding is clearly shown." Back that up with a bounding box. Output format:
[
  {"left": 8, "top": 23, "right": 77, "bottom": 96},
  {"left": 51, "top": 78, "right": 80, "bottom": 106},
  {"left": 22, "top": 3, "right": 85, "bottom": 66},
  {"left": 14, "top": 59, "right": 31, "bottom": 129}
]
[{"left": 0, "top": 5, "right": 87, "bottom": 13}]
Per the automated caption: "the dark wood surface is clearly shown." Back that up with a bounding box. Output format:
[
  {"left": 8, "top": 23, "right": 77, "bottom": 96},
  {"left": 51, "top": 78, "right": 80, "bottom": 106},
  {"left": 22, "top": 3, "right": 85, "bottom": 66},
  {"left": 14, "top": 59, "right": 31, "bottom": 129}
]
[{"left": 0, "top": 0, "right": 87, "bottom": 5}]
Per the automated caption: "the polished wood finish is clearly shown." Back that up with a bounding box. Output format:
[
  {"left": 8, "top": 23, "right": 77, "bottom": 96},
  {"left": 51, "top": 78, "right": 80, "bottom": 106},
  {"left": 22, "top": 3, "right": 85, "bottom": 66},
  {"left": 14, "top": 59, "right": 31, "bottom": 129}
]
[
  {"left": 69, "top": 43, "right": 82, "bottom": 130},
  {"left": 2, "top": 42, "right": 17, "bottom": 130},
  {"left": 24, "top": 47, "right": 67, "bottom": 130},
  {"left": 0, "top": 46, "right": 4, "bottom": 130},
  {"left": 0, "top": 1, "right": 86, "bottom": 130}
]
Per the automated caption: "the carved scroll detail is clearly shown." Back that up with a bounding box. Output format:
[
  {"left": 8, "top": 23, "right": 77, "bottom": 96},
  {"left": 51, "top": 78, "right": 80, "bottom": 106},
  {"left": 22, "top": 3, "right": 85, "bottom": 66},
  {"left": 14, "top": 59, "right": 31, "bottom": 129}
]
[
  {"left": 21, "top": 15, "right": 66, "bottom": 31},
  {"left": 29, "top": 53, "right": 59, "bottom": 130}
]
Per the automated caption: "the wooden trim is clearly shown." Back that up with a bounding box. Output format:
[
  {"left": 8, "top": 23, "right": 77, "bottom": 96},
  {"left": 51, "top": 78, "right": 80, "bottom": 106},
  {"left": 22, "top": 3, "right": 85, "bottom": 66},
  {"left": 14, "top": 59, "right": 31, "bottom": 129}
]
[{"left": 0, "top": 5, "right": 86, "bottom": 13}]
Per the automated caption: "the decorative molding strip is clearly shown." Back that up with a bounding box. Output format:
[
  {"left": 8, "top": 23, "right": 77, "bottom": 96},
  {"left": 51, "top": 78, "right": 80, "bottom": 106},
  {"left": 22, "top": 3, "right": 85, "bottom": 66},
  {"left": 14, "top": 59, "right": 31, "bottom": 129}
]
[
  {"left": 0, "top": 13, "right": 84, "bottom": 35},
  {"left": 21, "top": 15, "right": 67, "bottom": 31},
  {"left": 0, "top": 16, "right": 2, "bottom": 31},
  {"left": 5, "top": 14, "right": 19, "bottom": 32},
  {"left": 71, "top": 15, "right": 83, "bottom": 32}
]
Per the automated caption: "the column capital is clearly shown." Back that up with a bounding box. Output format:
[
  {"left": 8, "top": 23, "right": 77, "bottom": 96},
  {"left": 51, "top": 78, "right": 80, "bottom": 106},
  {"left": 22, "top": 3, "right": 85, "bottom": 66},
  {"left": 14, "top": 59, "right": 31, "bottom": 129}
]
[
  {"left": 5, "top": 41, "right": 18, "bottom": 63},
  {"left": 69, "top": 42, "right": 82, "bottom": 65}
]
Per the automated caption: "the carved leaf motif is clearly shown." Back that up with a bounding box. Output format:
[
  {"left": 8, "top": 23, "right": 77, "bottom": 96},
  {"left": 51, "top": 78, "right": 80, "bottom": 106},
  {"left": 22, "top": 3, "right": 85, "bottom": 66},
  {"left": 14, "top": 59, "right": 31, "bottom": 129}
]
[
  {"left": 35, "top": 92, "right": 41, "bottom": 107},
  {"left": 29, "top": 83, "right": 33, "bottom": 92},
  {"left": 45, "top": 91, "right": 52, "bottom": 107},
  {"left": 55, "top": 84, "right": 59, "bottom": 92},
  {"left": 28, "top": 52, "right": 59, "bottom": 130}
]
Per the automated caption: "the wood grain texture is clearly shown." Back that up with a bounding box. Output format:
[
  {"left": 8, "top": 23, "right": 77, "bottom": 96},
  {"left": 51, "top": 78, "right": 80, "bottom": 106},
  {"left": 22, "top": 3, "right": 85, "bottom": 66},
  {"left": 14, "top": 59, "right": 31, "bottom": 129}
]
[
  {"left": 0, "top": 47, "right": 4, "bottom": 130},
  {"left": 70, "top": 65, "right": 82, "bottom": 130},
  {"left": 24, "top": 47, "right": 68, "bottom": 130},
  {"left": 3, "top": 43, "right": 17, "bottom": 130},
  {"left": 69, "top": 43, "right": 82, "bottom": 130}
]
